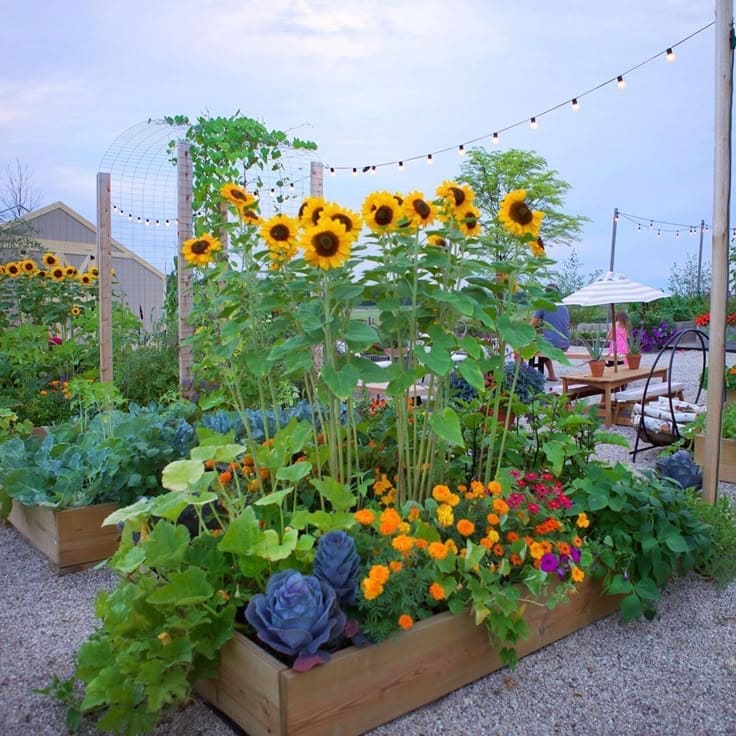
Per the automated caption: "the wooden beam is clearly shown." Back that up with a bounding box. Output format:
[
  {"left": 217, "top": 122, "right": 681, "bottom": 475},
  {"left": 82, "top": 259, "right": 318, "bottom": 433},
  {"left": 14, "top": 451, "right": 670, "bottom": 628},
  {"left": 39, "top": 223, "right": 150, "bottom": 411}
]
[
  {"left": 177, "top": 141, "right": 194, "bottom": 397},
  {"left": 703, "top": 0, "right": 733, "bottom": 504},
  {"left": 96, "top": 172, "right": 113, "bottom": 383}
]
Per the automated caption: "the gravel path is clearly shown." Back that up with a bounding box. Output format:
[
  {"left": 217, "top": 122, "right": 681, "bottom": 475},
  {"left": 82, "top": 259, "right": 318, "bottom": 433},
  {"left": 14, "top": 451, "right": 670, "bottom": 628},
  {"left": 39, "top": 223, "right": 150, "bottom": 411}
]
[{"left": 1, "top": 349, "right": 734, "bottom": 736}]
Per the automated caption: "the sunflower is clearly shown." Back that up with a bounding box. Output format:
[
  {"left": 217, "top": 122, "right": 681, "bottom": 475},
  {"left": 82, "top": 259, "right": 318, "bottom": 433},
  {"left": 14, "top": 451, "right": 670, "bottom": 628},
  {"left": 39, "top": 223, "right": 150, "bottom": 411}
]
[
  {"left": 319, "top": 203, "right": 362, "bottom": 241},
  {"left": 0, "top": 264, "right": 5, "bottom": 276},
  {"left": 260, "top": 214, "right": 300, "bottom": 250},
  {"left": 6, "top": 262, "right": 21, "bottom": 277},
  {"left": 403, "top": 191, "right": 436, "bottom": 229},
  {"left": 71, "top": 306, "right": 81, "bottom": 317},
  {"left": 220, "top": 182, "right": 257, "bottom": 209},
  {"left": 181, "top": 233, "right": 222, "bottom": 267},
  {"left": 42, "top": 253, "right": 58, "bottom": 267},
  {"left": 37, "top": 269, "right": 48, "bottom": 278},
  {"left": 50, "top": 266, "right": 66, "bottom": 281},
  {"left": 20, "top": 259, "right": 38, "bottom": 275},
  {"left": 498, "top": 189, "right": 544, "bottom": 238},
  {"left": 298, "top": 196, "right": 327, "bottom": 226},
  {"left": 362, "top": 191, "right": 401, "bottom": 234},
  {"left": 79, "top": 273, "right": 94, "bottom": 286},
  {"left": 65, "top": 266, "right": 78, "bottom": 278},
  {"left": 301, "top": 220, "right": 351, "bottom": 270},
  {"left": 456, "top": 204, "right": 482, "bottom": 238},
  {"left": 436, "top": 181, "right": 475, "bottom": 211},
  {"left": 427, "top": 234, "right": 448, "bottom": 248},
  {"left": 89, "top": 266, "right": 100, "bottom": 277},
  {"left": 530, "top": 236, "right": 545, "bottom": 257},
  {"left": 239, "top": 206, "right": 261, "bottom": 225}
]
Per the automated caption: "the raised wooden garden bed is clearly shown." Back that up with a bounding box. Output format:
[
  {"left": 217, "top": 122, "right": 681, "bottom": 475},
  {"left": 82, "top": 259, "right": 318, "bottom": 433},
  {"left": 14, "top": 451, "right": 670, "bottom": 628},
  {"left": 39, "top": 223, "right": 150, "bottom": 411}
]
[
  {"left": 8, "top": 500, "right": 120, "bottom": 572},
  {"left": 694, "top": 434, "right": 736, "bottom": 483},
  {"left": 197, "top": 579, "right": 619, "bottom": 736}
]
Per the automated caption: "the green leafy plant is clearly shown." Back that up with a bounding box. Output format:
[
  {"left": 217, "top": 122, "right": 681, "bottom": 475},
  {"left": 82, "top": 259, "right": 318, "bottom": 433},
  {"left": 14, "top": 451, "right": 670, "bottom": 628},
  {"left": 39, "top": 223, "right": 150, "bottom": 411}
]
[
  {"left": 581, "top": 330, "right": 606, "bottom": 361},
  {"left": 627, "top": 329, "right": 642, "bottom": 355},
  {"left": 570, "top": 462, "right": 712, "bottom": 621}
]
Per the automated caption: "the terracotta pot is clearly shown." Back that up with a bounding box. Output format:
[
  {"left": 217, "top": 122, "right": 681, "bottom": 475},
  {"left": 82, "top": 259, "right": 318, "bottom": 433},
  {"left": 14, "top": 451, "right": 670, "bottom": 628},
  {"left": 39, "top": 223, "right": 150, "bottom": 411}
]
[
  {"left": 589, "top": 360, "right": 606, "bottom": 377},
  {"left": 625, "top": 353, "right": 641, "bottom": 370}
]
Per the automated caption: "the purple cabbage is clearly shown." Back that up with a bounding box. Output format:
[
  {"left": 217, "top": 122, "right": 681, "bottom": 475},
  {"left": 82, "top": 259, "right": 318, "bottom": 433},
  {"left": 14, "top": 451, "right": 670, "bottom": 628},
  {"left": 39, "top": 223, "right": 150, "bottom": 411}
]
[
  {"left": 245, "top": 570, "right": 346, "bottom": 671},
  {"left": 313, "top": 531, "right": 360, "bottom": 607}
]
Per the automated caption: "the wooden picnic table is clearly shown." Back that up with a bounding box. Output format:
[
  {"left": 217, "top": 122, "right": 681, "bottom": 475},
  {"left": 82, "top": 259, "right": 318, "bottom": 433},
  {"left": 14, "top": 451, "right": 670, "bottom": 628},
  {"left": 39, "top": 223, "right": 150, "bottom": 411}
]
[{"left": 561, "top": 365, "right": 668, "bottom": 427}]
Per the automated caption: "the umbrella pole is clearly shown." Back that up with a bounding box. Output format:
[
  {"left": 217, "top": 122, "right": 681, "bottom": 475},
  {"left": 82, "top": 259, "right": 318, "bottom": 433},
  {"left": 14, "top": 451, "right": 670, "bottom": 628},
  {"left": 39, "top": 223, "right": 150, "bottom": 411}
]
[{"left": 610, "top": 303, "right": 618, "bottom": 372}]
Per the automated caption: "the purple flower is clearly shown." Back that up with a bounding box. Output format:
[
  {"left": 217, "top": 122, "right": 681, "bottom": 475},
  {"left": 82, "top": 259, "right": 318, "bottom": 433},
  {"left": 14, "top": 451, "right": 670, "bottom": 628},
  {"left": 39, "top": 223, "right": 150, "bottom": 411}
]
[
  {"left": 570, "top": 547, "right": 581, "bottom": 564},
  {"left": 540, "top": 553, "right": 559, "bottom": 573}
]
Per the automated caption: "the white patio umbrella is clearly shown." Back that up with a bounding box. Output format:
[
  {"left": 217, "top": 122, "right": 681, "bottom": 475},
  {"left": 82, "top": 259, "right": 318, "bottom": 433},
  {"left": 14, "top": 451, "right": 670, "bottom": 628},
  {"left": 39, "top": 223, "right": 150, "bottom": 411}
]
[{"left": 561, "top": 272, "right": 668, "bottom": 371}]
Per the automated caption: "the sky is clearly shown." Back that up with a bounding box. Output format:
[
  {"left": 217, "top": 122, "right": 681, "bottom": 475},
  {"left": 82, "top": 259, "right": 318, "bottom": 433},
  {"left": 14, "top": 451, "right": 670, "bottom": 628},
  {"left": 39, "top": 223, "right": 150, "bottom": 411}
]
[{"left": 0, "top": 0, "right": 731, "bottom": 287}]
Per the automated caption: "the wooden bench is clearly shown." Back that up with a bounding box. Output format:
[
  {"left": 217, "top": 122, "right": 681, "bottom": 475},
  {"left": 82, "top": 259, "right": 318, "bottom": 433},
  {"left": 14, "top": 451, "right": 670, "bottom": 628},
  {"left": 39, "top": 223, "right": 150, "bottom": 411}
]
[{"left": 606, "top": 381, "right": 686, "bottom": 426}]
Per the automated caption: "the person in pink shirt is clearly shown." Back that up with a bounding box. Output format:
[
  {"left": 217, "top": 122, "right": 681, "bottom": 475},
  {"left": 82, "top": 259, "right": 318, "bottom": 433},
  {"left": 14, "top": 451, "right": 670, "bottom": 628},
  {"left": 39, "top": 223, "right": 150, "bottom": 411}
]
[{"left": 607, "top": 311, "right": 631, "bottom": 363}]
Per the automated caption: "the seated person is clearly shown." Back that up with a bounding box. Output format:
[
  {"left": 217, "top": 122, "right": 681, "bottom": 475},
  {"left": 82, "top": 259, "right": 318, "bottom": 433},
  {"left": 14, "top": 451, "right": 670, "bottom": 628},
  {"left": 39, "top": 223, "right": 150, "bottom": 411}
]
[{"left": 530, "top": 284, "right": 570, "bottom": 381}]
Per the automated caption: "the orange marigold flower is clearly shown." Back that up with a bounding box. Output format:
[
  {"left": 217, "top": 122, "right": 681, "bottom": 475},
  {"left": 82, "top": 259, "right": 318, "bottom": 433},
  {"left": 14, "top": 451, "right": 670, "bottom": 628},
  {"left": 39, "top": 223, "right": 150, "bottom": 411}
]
[
  {"left": 456, "top": 519, "right": 475, "bottom": 537},
  {"left": 510, "top": 553, "right": 523, "bottom": 566},
  {"left": 541, "top": 541, "right": 553, "bottom": 554},
  {"left": 354, "top": 509, "right": 376, "bottom": 526},
  {"left": 557, "top": 541, "right": 571, "bottom": 555},
  {"left": 486, "top": 513, "right": 500, "bottom": 526},
  {"left": 392, "top": 534, "right": 416, "bottom": 555},
  {"left": 389, "top": 560, "right": 403, "bottom": 572},
  {"left": 487, "top": 480, "right": 503, "bottom": 496},
  {"left": 407, "top": 506, "right": 421, "bottom": 521},
  {"left": 577, "top": 512, "right": 590, "bottom": 529},
  {"left": 361, "top": 577, "right": 384, "bottom": 600},
  {"left": 380, "top": 489, "right": 397, "bottom": 506},
  {"left": 428, "top": 541, "right": 449, "bottom": 560},
  {"left": 398, "top": 614, "right": 414, "bottom": 630},
  {"left": 447, "top": 493, "right": 460, "bottom": 508},
  {"left": 432, "top": 484, "right": 452, "bottom": 502},
  {"left": 506, "top": 531, "right": 519, "bottom": 542},
  {"left": 572, "top": 535, "right": 584, "bottom": 548},
  {"left": 204, "top": 459, "right": 215, "bottom": 470},
  {"left": 492, "top": 543, "right": 505, "bottom": 556},
  {"left": 492, "top": 498, "right": 510, "bottom": 515},
  {"left": 529, "top": 542, "right": 545, "bottom": 560},
  {"left": 379, "top": 508, "right": 402, "bottom": 535},
  {"left": 571, "top": 566, "right": 585, "bottom": 583},
  {"left": 415, "top": 538, "right": 429, "bottom": 550},
  {"left": 368, "top": 564, "right": 390, "bottom": 584},
  {"left": 479, "top": 537, "right": 492, "bottom": 549},
  {"left": 398, "top": 522, "right": 410, "bottom": 534},
  {"left": 429, "top": 582, "right": 446, "bottom": 601},
  {"left": 218, "top": 470, "right": 233, "bottom": 485},
  {"left": 470, "top": 480, "right": 485, "bottom": 497}
]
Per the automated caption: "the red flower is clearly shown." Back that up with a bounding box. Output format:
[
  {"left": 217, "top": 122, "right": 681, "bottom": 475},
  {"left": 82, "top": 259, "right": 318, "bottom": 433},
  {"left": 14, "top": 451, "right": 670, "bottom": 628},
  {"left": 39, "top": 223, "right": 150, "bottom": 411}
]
[{"left": 694, "top": 313, "right": 710, "bottom": 327}]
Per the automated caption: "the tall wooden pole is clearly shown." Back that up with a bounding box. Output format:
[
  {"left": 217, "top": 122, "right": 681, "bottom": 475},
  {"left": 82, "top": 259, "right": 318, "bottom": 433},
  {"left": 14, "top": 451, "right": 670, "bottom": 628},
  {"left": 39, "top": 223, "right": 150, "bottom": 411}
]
[
  {"left": 96, "top": 172, "right": 113, "bottom": 383},
  {"left": 703, "top": 0, "right": 733, "bottom": 504},
  {"left": 310, "top": 161, "right": 324, "bottom": 198},
  {"left": 697, "top": 219, "right": 706, "bottom": 295},
  {"left": 177, "top": 141, "right": 194, "bottom": 397},
  {"left": 608, "top": 207, "right": 619, "bottom": 272}
]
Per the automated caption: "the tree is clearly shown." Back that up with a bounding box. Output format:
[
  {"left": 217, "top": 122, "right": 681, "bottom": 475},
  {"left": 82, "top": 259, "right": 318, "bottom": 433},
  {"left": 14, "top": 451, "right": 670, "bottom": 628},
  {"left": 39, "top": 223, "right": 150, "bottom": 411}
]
[
  {"left": 667, "top": 252, "right": 711, "bottom": 297},
  {"left": 0, "top": 160, "right": 42, "bottom": 258},
  {"left": 552, "top": 247, "right": 603, "bottom": 297},
  {"left": 459, "top": 148, "right": 588, "bottom": 256}
]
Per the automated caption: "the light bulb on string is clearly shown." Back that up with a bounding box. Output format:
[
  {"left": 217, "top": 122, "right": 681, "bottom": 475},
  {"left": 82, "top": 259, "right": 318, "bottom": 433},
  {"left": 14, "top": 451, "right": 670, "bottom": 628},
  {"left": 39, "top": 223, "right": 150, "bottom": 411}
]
[
  {"left": 128, "top": 214, "right": 132, "bottom": 220},
  {"left": 458, "top": 144, "right": 466, "bottom": 156},
  {"left": 329, "top": 167, "right": 336, "bottom": 176},
  {"left": 649, "top": 220, "right": 653, "bottom": 229},
  {"left": 530, "top": 117, "right": 538, "bottom": 129},
  {"left": 398, "top": 161, "right": 405, "bottom": 171},
  {"left": 666, "top": 47, "right": 676, "bottom": 62},
  {"left": 492, "top": 132, "right": 499, "bottom": 144},
  {"left": 657, "top": 229, "right": 662, "bottom": 237},
  {"left": 289, "top": 183, "right": 295, "bottom": 191},
  {"left": 352, "top": 168, "right": 358, "bottom": 176},
  {"left": 426, "top": 154, "right": 433, "bottom": 164},
  {"left": 614, "top": 212, "right": 620, "bottom": 222},
  {"left": 145, "top": 218, "right": 150, "bottom": 226},
  {"left": 617, "top": 75, "right": 626, "bottom": 89},
  {"left": 637, "top": 223, "right": 641, "bottom": 231},
  {"left": 269, "top": 188, "right": 275, "bottom": 197},
  {"left": 155, "top": 220, "right": 160, "bottom": 227},
  {"left": 676, "top": 231, "right": 680, "bottom": 238},
  {"left": 571, "top": 98, "right": 580, "bottom": 111},
  {"left": 371, "top": 166, "right": 377, "bottom": 175}
]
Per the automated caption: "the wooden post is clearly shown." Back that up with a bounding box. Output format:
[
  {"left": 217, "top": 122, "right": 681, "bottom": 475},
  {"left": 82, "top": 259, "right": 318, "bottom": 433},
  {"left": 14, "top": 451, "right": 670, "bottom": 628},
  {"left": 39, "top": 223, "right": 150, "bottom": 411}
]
[
  {"left": 96, "top": 172, "right": 113, "bottom": 383},
  {"left": 702, "top": 0, "right": 733, "bottom": 504},
  {"left": 177, "top": 141, "right": 194, "bottom": 397},
  {"left": 310, "top": 161, "right": 323, "bottom": 198},
  {"left": 608, "top": 207, "right": 618, "bottom": 272}
]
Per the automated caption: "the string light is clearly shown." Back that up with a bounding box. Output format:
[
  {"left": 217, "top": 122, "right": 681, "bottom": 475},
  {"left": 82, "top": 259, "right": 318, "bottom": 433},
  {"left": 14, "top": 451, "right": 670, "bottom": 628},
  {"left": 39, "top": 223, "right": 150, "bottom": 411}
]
[
  {"left": 426, "top": 153, "right": 433, "bottom": 164},
  {"left": 371, "top": 165, "right": 377, "bottom": 175},
  {"left": 618, "top": 211, "right": 708, "bottom": 240},
  {"left": 269, "top": 188, "right": 275, "bottom": 197},
  {"left": 329, "top": 167, "right": 335, "bottom": 176},
  {"left": 321, "top": 21, "right": 712, "bottom": 176},
  {"left": 352, "top": 167, "right": 357, "bottom": 176},
  {"left": 657, "top": 229, "right": 662, "bottom": 237}
]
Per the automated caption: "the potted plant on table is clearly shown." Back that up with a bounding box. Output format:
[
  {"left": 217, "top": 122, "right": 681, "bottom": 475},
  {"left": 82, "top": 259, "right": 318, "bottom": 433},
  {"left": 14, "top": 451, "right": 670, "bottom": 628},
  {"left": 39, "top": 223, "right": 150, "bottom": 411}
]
[
  {"left": 625, "top": 330, "right": 642, "bottom": 370},
  {"left": 582, "top": 332, "right": 606, "bottom": 377}
]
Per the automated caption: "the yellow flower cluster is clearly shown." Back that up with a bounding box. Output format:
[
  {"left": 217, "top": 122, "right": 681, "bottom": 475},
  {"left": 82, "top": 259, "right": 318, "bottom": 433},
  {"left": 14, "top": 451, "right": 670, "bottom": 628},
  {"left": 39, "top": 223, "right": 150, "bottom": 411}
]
[{"left": 0, "top": 254, "right": 98, "bottom": 284}]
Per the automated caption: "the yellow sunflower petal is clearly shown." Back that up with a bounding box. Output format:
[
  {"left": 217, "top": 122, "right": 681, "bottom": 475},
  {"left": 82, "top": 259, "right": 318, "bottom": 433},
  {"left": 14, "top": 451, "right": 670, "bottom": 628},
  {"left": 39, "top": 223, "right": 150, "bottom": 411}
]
[
  {"left": 300, "top": 220, "right": 351, "bottom": 270},
  {"left": 181, "top": 233, "right": 223, "bottom": 267},
  {"left": 498, "top": 189, "right": 544, "bottom": 238},
  {"left": 362, "top": 191, "right": 401, "bottom": 234}
]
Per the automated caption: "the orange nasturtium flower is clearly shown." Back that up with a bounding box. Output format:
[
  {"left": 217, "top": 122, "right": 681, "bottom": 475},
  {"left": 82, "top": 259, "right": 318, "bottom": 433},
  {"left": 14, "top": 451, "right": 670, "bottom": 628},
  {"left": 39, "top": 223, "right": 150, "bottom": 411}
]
[
  {"left": 576, "top": 512, "right": 590, "bottom": 529},
  {"left": 398, "top": 614, "right": 414, "bottom": 630},
  {"left": 571, "top": 566, "right": 585, "bottom": 583}
]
